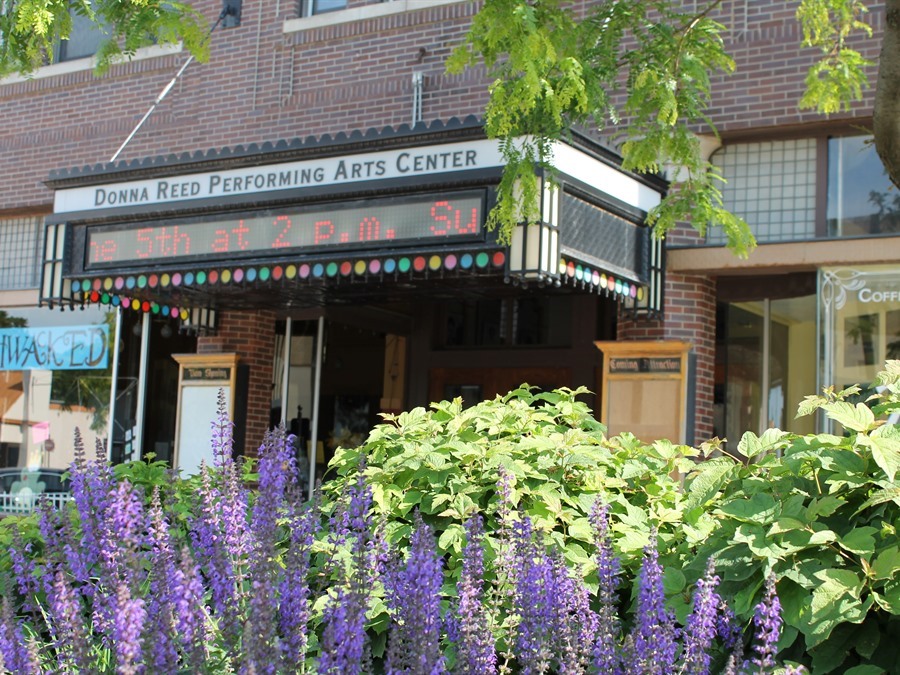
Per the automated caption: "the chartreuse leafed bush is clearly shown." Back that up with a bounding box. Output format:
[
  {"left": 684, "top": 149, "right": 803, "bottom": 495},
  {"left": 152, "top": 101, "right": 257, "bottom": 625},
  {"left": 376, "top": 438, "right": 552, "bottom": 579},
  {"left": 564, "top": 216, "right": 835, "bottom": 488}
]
[
  {"left": 681, "top": 363, "right": 900, "bottom": 674},
  {"left": 328, "top": 365, "right": 900, "bottom": 674}
]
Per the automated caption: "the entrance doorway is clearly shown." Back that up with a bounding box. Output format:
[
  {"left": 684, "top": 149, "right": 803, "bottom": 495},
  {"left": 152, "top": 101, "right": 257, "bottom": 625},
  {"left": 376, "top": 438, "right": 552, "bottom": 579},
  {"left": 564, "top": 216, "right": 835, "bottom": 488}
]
[
  {"left": 112, "top": 311, "right": 197, "bottom": 465},
  {"left": 273, "top": 310, "right": 405, "bottom": 489}
]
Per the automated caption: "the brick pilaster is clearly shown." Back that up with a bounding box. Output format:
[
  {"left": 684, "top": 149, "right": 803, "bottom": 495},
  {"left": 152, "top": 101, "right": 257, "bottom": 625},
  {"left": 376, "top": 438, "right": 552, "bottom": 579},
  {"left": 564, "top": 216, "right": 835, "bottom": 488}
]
[{"left": 197, "top": 309, "right": 277, "bottom": 457}]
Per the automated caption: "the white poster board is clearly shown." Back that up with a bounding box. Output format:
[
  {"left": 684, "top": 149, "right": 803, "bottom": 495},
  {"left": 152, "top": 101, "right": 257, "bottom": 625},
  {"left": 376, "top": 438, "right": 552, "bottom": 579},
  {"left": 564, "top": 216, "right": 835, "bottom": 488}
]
[{"left": 172, "top": 353, "right": 239, "bottom": 477}]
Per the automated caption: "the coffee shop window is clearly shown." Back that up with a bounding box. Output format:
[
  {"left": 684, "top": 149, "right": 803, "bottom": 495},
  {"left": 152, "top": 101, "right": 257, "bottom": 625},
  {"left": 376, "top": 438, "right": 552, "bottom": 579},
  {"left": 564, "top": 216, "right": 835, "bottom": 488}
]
[
  {"left": 0, "top": 306, "right": 114, "bottom": 473},
  {"left": 820, "top": 266, "right": 900, "bottom": 429}
]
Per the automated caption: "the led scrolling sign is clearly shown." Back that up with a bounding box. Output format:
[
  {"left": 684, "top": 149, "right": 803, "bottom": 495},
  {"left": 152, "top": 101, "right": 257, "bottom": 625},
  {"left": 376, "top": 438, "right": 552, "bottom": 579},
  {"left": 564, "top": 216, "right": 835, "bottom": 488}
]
[{"left": 84, "top": 191, "right": 485, "bottom": 270}]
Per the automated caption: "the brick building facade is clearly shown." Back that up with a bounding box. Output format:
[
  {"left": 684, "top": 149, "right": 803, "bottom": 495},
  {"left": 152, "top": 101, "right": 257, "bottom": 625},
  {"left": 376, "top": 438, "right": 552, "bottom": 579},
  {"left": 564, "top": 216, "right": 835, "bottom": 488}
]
[{"left": 0, "top": 0, "right": 893, "bottom": 474}]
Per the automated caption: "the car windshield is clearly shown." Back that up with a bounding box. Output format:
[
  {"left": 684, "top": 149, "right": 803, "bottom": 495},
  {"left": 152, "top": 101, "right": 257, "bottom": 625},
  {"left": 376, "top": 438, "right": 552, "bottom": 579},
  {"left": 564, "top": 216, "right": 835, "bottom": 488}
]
[{"left": 0, "top": 470, "right": 70, "bottom": 494}]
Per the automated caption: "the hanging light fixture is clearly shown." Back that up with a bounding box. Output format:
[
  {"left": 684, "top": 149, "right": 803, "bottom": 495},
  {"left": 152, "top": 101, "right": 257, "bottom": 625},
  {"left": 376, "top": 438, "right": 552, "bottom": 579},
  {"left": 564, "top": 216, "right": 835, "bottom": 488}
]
[{"left": 508, "top": 177, "right": 560, "bottom": 284}]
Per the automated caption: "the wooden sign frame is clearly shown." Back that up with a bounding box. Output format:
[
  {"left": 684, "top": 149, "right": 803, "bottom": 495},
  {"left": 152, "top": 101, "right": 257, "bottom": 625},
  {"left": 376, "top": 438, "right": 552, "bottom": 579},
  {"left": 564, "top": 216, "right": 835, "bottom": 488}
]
[
  {"left": 172, "top": 353, "right": 239, "bottom": 475},
  {"left": 594, "top": 341, "right": 692, "bottom": 444}
]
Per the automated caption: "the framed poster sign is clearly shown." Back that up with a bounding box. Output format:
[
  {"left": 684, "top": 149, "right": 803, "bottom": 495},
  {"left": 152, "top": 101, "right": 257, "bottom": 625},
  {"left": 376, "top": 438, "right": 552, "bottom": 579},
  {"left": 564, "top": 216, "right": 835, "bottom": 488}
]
[
  {"left": 594, "top": 341, "right": 693, "bottom": 444},
  {"left": 172, "top": 353, "right": 239, "bottom": 476}
]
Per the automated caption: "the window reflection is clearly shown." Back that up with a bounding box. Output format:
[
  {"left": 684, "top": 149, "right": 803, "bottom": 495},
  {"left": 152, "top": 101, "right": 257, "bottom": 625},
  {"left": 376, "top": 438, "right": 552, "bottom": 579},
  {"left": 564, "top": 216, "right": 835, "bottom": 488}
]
[
  {"left": 0, "top": 306, "right": 114, "bottom": 473},
  {"left": 827, "top": 135, "right": 898, "bottom": 237}
]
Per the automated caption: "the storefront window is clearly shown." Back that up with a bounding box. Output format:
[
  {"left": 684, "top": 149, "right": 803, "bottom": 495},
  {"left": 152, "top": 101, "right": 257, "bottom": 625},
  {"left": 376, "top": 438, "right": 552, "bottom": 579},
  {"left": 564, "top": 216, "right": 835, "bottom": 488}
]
[
  {"left": 821, "top": 267, "right": 900, "bottom": 417},
  {"left": 715, "top": 294, "right": 817, "bottom": 441},
  {"left": 0, "top": 306, "right": 114, "bottom": 473},
  {"left": 827, "top": 135, "right": 899, "bottom": 237}
]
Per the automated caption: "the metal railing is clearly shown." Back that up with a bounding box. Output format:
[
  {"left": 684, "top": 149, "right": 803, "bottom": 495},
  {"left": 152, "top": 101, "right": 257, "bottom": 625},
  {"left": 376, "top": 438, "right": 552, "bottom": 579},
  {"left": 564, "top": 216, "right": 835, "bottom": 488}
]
[{"left": 0, "top": 492, "right": 72, "bottom": 516}]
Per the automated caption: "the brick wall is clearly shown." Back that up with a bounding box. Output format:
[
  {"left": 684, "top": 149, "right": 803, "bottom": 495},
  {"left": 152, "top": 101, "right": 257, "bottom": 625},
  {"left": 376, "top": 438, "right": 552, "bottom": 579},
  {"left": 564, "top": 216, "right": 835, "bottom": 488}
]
[
  {"left": 699, "top": 0, "right": 882, "bottom": 136},
  {"left": 0, "top": 0, "right": 490, "bottom": 214},
  {"left": 618, "top": 274, "right": 717, "bottom": 442},
  {"left": 197, "top": 309, "right": 277, "bottom": 457}
]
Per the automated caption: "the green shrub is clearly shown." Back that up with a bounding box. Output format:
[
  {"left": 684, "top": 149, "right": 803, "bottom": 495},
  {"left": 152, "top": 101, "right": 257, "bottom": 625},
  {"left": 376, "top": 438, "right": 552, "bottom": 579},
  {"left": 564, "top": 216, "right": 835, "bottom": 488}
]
[
  {"left": 325, "top": 367, "right": 900, "bottom": 672},
  {"left": 325, "top": 386, "right": 695, "bottom": 583}
]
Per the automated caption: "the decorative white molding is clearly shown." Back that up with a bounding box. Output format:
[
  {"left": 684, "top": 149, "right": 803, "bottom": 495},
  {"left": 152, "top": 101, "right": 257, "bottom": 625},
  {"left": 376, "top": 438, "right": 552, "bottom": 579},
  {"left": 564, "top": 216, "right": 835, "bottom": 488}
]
[
  {"left": 284, "top": 0, "right": 464, "bottom": 33},
  {"left": 0, "top": 43, "right": 183, "bottom": 86}
]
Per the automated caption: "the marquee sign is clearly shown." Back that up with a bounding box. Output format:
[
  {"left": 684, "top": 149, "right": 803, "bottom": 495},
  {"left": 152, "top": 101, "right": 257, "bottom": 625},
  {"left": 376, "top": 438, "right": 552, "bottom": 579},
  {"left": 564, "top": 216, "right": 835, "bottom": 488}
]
[
  {"left": 82, "top": 191, "right": 485, "bottom": 270},
  {"left": 54, "top": 139, "right": 505, "bottom": 214}
]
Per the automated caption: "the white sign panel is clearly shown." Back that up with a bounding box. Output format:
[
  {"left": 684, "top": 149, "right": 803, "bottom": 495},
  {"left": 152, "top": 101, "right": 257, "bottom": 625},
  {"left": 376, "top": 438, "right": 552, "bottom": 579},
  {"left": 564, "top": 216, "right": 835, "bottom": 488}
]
[{"left": 54, "top": 139, "right": 506, "bottom": 214}]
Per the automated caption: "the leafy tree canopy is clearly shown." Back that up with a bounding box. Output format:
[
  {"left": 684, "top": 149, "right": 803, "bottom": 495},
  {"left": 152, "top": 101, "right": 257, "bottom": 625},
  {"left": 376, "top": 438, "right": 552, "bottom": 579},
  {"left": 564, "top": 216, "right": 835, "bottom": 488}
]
[
  {"left": 447, "top": 0, "right": 876, "bottom": 257},
  {"left": 0, "top": 0, "right": 208, "bottom": 77}
]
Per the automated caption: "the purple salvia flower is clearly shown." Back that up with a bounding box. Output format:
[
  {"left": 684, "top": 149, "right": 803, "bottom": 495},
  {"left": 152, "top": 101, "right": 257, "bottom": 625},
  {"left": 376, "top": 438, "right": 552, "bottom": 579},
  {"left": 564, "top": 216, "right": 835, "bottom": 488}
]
[
  {"left": 716, "top": 597, "right": 743, "bottom": 652},
  {"left": 243, "top": 427, "right": 299, "bottom": 675},
  {"left": 623, "top": 532, "right": 678, "bottom": 675},
  {"left": 591, "top": 501, "right": 622, "bottom": 674},
  {"left": 242, "top": 575, "right": 280, "bottom": 675},
  {"left": 550, "top": 552, "right": 598, "bottom": 674},
  {"left": 750, "top": 575, "right": 782, "bottom": 672},
  {"left": 278, "top": 498, "right": 316, "bottom": 668},
  {"left": 454, "top": 516, "right": 496, "bottom": 675},
  {"left": 320, "top": 472, "right": 377, "bottom": 674},
  {"left": 172, "top": 547, "right": 210, "bottom": 670},
  {"left": 0, "top": 597, "right": 39, "bottom": 675},
  {"left": 318, "top": 586, "right": 369, "bottom": 675},
  {"left": 8, "top": 533, "right": 39, "bottom": 617},
  {"left": 93, "top": 478, "right": 148, "bottom": 664},
  {"left": 114, "top": 584, "right": 147, "bottom": 675},
  {"left": 508, "top": 516, "right": 555, "bottom": 675},
  {"left": 107, "top": 478, "right": 147, "bottom": 555},
  {"left": 211, "top": 390, "right": 251, "bottom": 561},
  {"left": 680, "top": 559, "right": 721, "bottom": 675},
  {"left": 496, "top": 465, "right": 514, "bottom": 526},
  {"left": 145, "top": 489, "right": 180, "bottom": 673},
  {"left": 45, "top": 566, "right": 92, "bottom": 672},
  {"left": 384, "top": 515, "right": 446, "bottom": 675},
  {"left": 191, "top": 463, "right": 244, "bottom": 656}
]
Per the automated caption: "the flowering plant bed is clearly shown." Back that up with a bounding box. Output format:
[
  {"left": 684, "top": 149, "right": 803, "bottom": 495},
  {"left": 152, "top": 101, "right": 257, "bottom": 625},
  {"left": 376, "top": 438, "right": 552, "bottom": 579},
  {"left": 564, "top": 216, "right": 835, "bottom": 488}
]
[{"left": 2, "top": 360, "right": 900, "bottom": 672}]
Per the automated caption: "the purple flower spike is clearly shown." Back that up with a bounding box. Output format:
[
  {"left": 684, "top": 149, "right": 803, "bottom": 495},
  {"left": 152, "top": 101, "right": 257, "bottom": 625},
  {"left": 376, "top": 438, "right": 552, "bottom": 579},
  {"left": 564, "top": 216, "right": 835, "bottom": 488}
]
[
  {"left": 318, "top": 587, "right": 369, "bottom": 675},
  {"left": 278, "top": 500, "right": 316, "bottom": 668},
  {"left": 46, "top": 567, "right": 91, "bottom": 672},
  {"left": 591, "top": 501, "right": 622, "bottom": 674},
  {"left": 385, "top": 515, "right": 446, "bottom": 675},
  {"left": 681, "top": 559, "right": 721, "bottom": 675},
  {"left": 454, "top": 516, "right": 496, "bottom": 675},
  {"left": 0, "top": 597, "right": 40, "bottom": 675},
  {"left": 750, "top": 575, "right": 782, "bottom": 672},
  {"left": 624, "top": 532, "right": 678, "bottom": 675},
  {"left": 551, "top": 553, "right": 598, "bottom": 674},
  {"left": 509, "top": 517, "right": 554, "bottom": 675}
]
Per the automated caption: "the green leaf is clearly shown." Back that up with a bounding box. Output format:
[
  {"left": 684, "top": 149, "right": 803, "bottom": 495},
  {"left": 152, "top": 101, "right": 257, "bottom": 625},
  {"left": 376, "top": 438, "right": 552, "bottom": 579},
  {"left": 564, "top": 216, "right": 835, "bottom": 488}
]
[
  {"left": 872, "top": 546, "right": 900, "bottom": 581},
  {"left": 806, "top": 495, "right": 845, "bottom": 520},
  {"left": 874, "top": 577, "right": 900, "bottom": 613},
  {"left": 684, "top": 457, "right": 735, "bottom": 511},
  {"left": 736, "top": 430, "right": 763, "bottom": 459},
  {"left": 717, "top": 493, "right": 780, "bottom": 525},
  {"left": 662, "top": 567, "right": 686, "bottom": 595},
  {"left": 868, "top": 425, "right": 900, "bottom": 481},
  {"left": 437, "top": 524, "right": 465, "bottom": 556},
  {"left": 823, "top": 401, "right": 876, "bottom": 432},
  {"left": 843, "top": 667, "right": 885, "bottom": 675},
  {"left": 838, "top": 527, "right": 877, "bottom": 558}
]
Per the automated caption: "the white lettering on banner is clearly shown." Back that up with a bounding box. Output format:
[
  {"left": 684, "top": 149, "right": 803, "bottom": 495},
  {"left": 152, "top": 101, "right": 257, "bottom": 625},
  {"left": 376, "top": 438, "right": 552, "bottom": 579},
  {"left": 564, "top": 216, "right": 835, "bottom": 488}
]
[
  {"left": 858, "top": 288, "right": 900, "bottom": 303},
  {"left": 54, "top": 139, "right": 505, "bottom": 214}
]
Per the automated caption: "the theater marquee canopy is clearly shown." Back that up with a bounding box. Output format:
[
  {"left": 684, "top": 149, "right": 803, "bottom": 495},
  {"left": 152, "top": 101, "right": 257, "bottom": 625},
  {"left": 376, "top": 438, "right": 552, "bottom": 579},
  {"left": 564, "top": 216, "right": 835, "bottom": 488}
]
[{"left": 40, "top": 117, "right": 667, "bottom": 330}]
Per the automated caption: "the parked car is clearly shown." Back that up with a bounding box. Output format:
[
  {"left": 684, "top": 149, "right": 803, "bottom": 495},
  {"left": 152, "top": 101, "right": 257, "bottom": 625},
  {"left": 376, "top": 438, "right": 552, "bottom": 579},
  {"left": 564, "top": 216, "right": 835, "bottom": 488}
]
[{"left": 0, "top": 468, "right": 71, "bottom": 515}]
